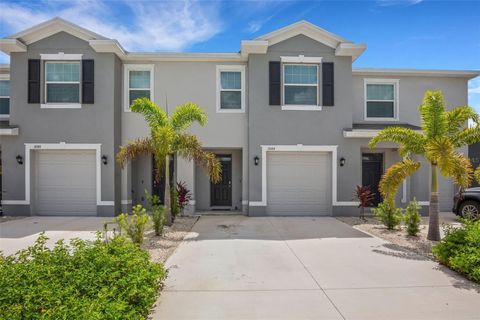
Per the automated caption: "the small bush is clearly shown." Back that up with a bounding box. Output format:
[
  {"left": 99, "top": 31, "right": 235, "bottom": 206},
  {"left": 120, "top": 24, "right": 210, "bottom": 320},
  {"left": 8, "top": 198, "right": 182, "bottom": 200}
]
[
  {"left": 0, "top": 233, "right": 166, "bottom": 319},
  {"left": 432, "top": 219, "right": 480, "bottom": 283},
  {"left": 353, "top": 185, "right": 375, "bottom": 219},
  {"left": 116, "top": 204, "right": 150, "bottom": 245},
  {"left": 404, "top": 198, "right": 421, "bottom": 236},
  {"left": 373, "top": 201, "right": 403, "bottom": 230},
  {"left": 145, "top": 191, "right": 165, "bottom": 236},
  {"left": 177, "top": 181, "right": 192, "bottom": 213},
  {"left": 171, "top": 187, "right": 180, "bottom": 220}
]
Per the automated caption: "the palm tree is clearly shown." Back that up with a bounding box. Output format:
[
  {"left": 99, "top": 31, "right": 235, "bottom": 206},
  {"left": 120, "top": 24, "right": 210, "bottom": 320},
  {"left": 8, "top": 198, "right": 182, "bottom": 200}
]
[
  {"left": 117, "top": 98, "right": 222, "bottom": 225},
  {"left": 369, "top": 90, "right": 480, "bottom": 241}
]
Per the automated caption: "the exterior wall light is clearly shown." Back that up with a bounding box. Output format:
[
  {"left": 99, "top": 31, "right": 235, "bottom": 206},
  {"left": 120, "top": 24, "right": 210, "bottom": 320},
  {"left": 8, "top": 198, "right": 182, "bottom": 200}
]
[
  {"left": 254, "top": 156, "right": 259, "bottom": 166},
  {"left": 102, "top": 155, "right": 108, "bottom": 165},
  {"left": 16, "top": 155, "right": 23, "bottom": 165},
  {"left": 339, "top": 157, "right": 346, "bottom": 167}
]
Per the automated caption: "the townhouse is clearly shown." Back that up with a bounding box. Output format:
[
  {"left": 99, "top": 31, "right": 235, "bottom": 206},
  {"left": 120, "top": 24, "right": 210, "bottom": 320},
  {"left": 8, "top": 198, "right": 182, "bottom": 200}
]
[{"left": 0, "top": 18, "right": 477, "bottom": 216}]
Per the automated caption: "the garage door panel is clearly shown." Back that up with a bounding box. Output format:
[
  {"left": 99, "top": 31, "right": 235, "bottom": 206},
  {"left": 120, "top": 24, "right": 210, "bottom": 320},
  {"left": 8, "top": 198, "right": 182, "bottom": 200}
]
[
  {"left": 267, "top": 151, "right": 331, "bottom": 216},
  {"left": 35, "top": 150, "right": 96, "bottom": 216}
]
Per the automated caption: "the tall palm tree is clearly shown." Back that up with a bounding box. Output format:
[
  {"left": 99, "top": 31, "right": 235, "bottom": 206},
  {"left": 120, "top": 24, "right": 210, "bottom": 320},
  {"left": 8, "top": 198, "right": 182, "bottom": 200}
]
[
  {"left": 369, "top": 90, "right": 480, "bottom": 241},
  {"left": 117, "top": 98, "right": 221, "bottom": 225}
]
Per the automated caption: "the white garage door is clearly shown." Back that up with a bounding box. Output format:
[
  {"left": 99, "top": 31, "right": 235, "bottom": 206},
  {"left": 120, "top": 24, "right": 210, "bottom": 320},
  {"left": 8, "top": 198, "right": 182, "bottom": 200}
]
[
  {"left": 34, "top": 150, "right": 96, "bottom": 215},
  {"left": 267, "top": 151, "right": 332, "bottom": 216}
]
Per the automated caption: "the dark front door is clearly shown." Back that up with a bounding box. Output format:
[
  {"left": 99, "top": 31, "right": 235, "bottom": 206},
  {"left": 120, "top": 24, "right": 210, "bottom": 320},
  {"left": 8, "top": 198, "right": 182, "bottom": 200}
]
[
  {"left": 211, "top": 155, "right": 232, "bottom": 207},
  {"left": 152, "top": 155, "right": 175, "bottom": 204},
  {"left": 362, "top": 153, "right": 383, "bottom": 206}
]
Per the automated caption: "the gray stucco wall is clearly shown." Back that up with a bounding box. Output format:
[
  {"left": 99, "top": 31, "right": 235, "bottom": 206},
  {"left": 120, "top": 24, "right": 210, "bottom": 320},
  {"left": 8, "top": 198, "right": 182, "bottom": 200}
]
[
  {"left": 248, "top": 35, "right": 356, "bottom": 215},
  {"left": 121, "top": 60, "right": 249, "bottom": 211},
  {"left": 1, "top": 32, "right": 119, "bottom": 216}
]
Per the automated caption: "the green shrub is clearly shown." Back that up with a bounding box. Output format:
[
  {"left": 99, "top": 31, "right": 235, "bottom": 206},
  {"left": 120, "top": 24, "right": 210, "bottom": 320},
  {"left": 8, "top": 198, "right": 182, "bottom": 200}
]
[
  {"left": 432, "top": 219, "right": 480, "bottom": 283},
  {"left": 171, "top": 187, "right": 180, "bottom": 220},
  {"left": 404, "top": 199, "right": 421, "bottom": 236},
  {"left": 373, "top": 201, "right": 403, "bottom": 230},
  {"left": 145, "top": 191, "right": 165, "bottom": 236},
  {"left": 0, "top": 233, "right": 166, "bottom": 319},
  {"left": 116, "top": 204, "right": 150, "bottom": 245}
]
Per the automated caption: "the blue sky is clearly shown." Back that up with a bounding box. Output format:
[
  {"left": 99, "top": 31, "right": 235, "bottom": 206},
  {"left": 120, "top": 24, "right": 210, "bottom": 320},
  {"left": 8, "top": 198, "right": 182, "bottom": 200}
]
[{"left": 0, "top": 0, "right": 479, "bottom": 110}]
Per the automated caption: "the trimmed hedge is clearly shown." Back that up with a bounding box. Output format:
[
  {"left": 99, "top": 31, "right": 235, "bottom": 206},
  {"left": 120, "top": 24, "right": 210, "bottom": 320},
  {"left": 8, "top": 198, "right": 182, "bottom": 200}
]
[
  {"left": 432, "top": 219, "right": 480, "bottom": 283},
  {"left": 0, "top": 233, "right": 166, "bottom": 319}
]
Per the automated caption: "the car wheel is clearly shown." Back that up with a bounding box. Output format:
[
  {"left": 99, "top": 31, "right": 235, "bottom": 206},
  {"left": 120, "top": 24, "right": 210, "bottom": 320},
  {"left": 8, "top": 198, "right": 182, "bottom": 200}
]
[{"left": 459, "top": 200, "right": 480, "bottom": 220}]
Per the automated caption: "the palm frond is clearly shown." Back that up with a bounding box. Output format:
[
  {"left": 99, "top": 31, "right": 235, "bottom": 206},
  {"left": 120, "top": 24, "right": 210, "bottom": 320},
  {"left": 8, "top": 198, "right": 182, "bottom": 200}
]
[
  {"left": 450, "top": 125, "right": 480, "bottom": 148},
  {"left": 170, "top": 102, "right": 208, "bottom": 131},
  {"left": 174, "top": 134, "right": 222, "bottom": 183},
  {"left": 444, "top": 105, "right": 479, "bottom": 136},
  {"left": 116, "top": 138, "right": 154, "bottom": 168},
  {"left": 368, "top": 127, "right": 425, "bottom": 156},
  {"left": 419, "top": 90, "right": 448, "bottom": 139},
  {"left": 379, "top": 159, "right": 421, "bottom": 207},
  {"left": 151, "top": 126, "right": 176, "bottom": 155},
  {"left": 130, "top": 98, "right": 168, "bottom": 129},
  {"left": 437, "top": 152, "right": 473, "bottom": 188},
  {"left": 475, "top": 166, "right": 480, "bottom": 184},
  {"left": 424, "top": 136, "right": 454, "bottom": 165}
]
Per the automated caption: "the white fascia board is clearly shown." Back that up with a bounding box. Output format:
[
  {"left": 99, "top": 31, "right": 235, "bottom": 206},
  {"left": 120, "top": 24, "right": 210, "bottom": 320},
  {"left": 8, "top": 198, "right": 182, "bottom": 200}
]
[
  {"left": 0, "top": 39, "right": 27, "bottom": 54},
  {"left": 122, "top": 52, "right": 246, "bottom": 62},
  {"left": 343, "top": 129, "right": 422, "bottom": 138},
  {"left": 0, "top": 128, "right": 19, "bottom": 136},
  {"left": 256, "top": 20, "right": 348, "bottom": 49},
  {"left": 40, "top": 53, "right": 83, "bottom": 60},
  {"left": 353, "top": 68, "right": 480, "bottom": 79},
  {"left": 89, "top": 39, "right": 126, "bottom": 57},
  {"left": 335, "top": 43, "right": 367, "bottom": 61},
  {"left": 281, "top": 55, "right": 323, "bottom": 63},
  {"left": 240, "top": 40, "right": 268, "bottom": 56}
]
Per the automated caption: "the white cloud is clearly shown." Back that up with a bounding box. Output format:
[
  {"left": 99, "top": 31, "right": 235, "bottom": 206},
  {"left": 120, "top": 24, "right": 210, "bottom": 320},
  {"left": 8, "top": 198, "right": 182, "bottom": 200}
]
[
  {"left": 246, "top": 15, "right": 273, "bottom": 34},
  {"left": 376, "top": 0, "right": 423, "bottom": 7},
  {"left": 0, "top": 0, "right": 222, "bottom": 52}
]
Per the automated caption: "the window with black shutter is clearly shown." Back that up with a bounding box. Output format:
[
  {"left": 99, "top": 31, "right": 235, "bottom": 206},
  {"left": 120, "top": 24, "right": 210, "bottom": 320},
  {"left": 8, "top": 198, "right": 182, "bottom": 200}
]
[
  {"left": 82, "top": 59, "right": 94, "bottom": 104},
  {"left": 28, "top": 59, "right": 41, "bottom": 103},
  {"left": 269, "top": 61, "right": 281, "bottom": 105},
  {"left": 322, "top": 62, "right": 334, "bottom": 106}
]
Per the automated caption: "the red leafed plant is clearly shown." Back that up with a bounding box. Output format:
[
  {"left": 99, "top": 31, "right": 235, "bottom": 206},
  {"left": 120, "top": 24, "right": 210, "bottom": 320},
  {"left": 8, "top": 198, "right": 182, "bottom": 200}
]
[
  {"left": 353, "top": 185, "right": 375, "bottom": 220},
  {"left": 176, "top": 181, "right": 192, "bottom": 212}
]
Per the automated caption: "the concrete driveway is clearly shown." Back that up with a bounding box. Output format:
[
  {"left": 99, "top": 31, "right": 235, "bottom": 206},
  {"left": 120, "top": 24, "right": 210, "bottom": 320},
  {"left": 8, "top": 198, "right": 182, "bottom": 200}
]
[
  {"left": 152, "top": 216, "right": 480, "bottom": 320},
  {"left": 0, "top": 216, "right": 111, "bottom": 256}
]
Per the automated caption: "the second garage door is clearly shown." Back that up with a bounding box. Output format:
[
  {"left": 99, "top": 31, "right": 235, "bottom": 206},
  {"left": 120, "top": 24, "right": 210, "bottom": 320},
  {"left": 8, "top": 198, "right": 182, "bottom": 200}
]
[
  {"left": 267, "top": 151, "right": 332, "bottom": 216},
  {"left": 34, "top": 150, "right": 96, "bottom": 216}
]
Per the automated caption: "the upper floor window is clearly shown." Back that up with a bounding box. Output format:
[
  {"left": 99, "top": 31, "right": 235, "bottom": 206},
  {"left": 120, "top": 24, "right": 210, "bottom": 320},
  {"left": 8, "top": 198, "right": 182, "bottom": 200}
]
[
  {"left": 216, "top": 65, "right": 245, "bottom": 113},
  {"left": 283, "top": 64, "right": 318, "bottom": 106},
  {"left": 124, "top": 64, "right": 154, "bottom": 111},
  {"left": 365, "top": 79, "right": 399, "bottom": 120},
  {"left": 45, "top": 62, "right": 80, "bottom": 104},
  {"left": 0, "top": 77, "right": 9, "bottom": 119}
]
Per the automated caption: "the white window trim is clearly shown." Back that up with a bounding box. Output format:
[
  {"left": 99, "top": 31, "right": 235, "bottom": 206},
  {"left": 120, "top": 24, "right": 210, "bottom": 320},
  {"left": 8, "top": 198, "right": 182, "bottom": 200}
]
[
  {"left": 124, "top": 64, "right": 154, "bottom": 112},
  {"left": 248, "top": 145, "right": 359, "bottom": 208},
  {"left": 42, "top": 60, "right": 82, "bottom": 109},
  {"left": 0, "top": 74, "right": 10, "bottom": 119},
  {"left": 216, "top": 65, "right": 246, "bottom": 113},
  {"left": 1, "top": 143, "right": 113, "bottom": 207},
  {"left": 40, "top": 53, "right": 83, "bottom": 61},
  {"left": 282, "top": 63, "right": 321, "bottom": 110},
  {"left": 364, "top": 78, "right": 399, "bottom": 121}
]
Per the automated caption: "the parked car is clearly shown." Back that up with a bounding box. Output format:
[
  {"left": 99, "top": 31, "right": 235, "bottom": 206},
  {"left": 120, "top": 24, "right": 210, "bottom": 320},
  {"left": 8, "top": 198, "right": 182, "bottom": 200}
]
[{"left": 453, "top": 187, "right": 480, "bottom": 220}]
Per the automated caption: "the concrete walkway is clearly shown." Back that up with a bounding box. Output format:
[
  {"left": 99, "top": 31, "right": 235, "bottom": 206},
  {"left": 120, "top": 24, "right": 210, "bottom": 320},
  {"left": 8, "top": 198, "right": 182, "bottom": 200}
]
[
  {"left": 152, "top": 216, "right": 480, "bottom": 320},
  {"left": 0, "top": 216, "right": 111, "bottom": 256}
]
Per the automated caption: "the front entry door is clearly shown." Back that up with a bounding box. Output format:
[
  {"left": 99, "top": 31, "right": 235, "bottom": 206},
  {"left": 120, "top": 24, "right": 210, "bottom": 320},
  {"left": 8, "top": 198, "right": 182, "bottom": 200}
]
[
  {"left": 211, "top": 155, "right": 232, "bottom": 207},
  {"left": 362, "top": 153, "right": 383, "bottom": 206}
]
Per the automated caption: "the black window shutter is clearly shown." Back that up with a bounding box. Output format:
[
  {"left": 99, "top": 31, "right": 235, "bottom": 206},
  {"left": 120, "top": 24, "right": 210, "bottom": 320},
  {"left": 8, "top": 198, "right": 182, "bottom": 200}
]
[
  {"left": 82, "top": 59, "right": 94, "bottom": 104},
  {"left": 28, "top": 59, "right": 40, "bottom": 103},
  {"left": 269, "top": 61, "right": 281, "bottom": 105},
  {"left": 322, "top": 62, "right": 334, "bottom": 106}
]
